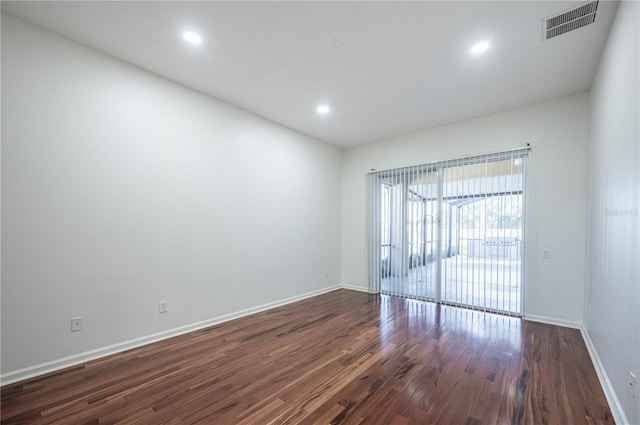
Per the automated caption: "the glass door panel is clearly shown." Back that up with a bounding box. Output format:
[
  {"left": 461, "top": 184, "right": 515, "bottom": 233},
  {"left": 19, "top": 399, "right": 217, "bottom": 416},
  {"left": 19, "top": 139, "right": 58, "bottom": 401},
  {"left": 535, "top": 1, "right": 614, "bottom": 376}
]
[{"left": 375, "top": 155, "right": 525, "bottom": 316}]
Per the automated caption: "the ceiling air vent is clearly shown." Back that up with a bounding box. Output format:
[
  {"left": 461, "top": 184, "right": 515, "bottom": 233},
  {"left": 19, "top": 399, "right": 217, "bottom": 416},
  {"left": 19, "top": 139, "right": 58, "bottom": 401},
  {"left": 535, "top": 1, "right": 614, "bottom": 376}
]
[{"left": 544, "top": 1, "right": 599, "bottom": 40}]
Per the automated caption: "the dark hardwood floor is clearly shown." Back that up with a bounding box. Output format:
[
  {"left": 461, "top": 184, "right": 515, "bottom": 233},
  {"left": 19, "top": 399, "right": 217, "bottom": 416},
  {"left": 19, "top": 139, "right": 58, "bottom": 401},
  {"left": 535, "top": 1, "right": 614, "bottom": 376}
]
[{"left": 1, "top": 289, "right": 613, "bottom": 424}]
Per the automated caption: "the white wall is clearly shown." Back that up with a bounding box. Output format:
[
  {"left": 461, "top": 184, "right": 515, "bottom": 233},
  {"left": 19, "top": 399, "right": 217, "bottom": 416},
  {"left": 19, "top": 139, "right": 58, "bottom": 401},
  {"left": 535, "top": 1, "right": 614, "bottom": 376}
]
[
  {"left": 342, "top": 92, "right": 590, "bottom": 325},
  {"left": 1, "top": 14, "right": 342, "bottom": 376},
  {"left": 585, "top": 2, "right": 639, "bottom": 424}
]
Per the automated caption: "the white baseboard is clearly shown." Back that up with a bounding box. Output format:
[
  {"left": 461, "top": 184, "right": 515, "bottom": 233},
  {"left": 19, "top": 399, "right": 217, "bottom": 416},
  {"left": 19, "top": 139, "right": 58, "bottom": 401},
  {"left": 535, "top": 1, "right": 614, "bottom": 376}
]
[
  {"left": 341, "top": 284, "right": 372, "bottom": 293},
  {"left": 1, "top": 285, "right": 341, "bottom": 387},
  {"left": 580, "top": 325, "right": 629, "bottom": 425},
  {"left": 524, "top": 314, "right": 581, "bottom": 329}
]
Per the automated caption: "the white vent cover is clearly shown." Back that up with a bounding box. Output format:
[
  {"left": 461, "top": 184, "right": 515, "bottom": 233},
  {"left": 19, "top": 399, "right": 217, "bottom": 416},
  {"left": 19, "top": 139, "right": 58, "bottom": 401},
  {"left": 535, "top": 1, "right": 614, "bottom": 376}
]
[{"left": 544, "top": 1, "right": 599, "bottom": 39}]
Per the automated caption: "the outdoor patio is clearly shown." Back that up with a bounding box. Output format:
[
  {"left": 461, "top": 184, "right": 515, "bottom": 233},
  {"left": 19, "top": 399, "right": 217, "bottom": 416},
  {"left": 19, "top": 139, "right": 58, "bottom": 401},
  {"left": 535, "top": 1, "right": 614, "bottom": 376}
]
[{"left": 381, "top": 255, "right": 522, "bottom": 314}]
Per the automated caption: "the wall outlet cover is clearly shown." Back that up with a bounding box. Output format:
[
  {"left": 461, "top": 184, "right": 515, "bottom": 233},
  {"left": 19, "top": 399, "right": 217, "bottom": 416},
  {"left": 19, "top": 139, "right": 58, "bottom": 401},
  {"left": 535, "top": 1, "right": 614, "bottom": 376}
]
[
  {"left": 158, "top": 301, "right": 168, "bottom": 314},
  {"left": 71, "top": 317, "right": 83, "bottom": 332}
]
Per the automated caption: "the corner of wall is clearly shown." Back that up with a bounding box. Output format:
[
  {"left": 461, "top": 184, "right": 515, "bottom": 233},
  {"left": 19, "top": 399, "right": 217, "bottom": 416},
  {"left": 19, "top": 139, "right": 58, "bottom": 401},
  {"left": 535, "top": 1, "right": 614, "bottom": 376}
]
[{"left": 580, "top": 325, "right": 630, "bottom": 425}]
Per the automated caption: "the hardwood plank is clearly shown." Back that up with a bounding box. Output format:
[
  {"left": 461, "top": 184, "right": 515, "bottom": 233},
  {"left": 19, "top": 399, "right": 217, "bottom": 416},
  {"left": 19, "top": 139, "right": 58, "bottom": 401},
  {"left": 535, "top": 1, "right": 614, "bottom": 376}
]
[{"left": 1, "top": 289, "right": 613, "bottom": 424}]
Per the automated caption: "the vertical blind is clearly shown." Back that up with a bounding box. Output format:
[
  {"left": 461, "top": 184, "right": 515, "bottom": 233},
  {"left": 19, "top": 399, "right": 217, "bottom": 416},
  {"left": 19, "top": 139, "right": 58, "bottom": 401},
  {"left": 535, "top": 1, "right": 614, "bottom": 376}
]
[{"left": 366, "top": 148, "right": 529, "bottom": 316}]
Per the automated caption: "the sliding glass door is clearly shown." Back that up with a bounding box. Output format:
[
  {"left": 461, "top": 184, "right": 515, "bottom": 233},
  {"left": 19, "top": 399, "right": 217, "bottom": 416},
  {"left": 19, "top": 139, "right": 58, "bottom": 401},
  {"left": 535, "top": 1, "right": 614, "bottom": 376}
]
[{"left": 368, "top": 150, "right": 527, "bottom": 316}]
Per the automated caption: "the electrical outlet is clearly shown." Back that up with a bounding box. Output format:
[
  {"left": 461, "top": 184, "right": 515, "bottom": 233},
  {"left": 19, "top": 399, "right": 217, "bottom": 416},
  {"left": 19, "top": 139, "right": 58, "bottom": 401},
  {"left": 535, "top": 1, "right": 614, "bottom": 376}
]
[
  {"left": 71, "top": 317, "right": 83, "bottom": 332},
  {"left": 543, "top": 250, "right": 551, "bottom": 259},
  {"left": 158, "top": 301, "right": 168, "bottom": 314},
  {"left": 629, "top": 371, "right": 637, "bottom": 398},
  {"left": 324, "top": 270, "right": 329, "bottom": 278}
]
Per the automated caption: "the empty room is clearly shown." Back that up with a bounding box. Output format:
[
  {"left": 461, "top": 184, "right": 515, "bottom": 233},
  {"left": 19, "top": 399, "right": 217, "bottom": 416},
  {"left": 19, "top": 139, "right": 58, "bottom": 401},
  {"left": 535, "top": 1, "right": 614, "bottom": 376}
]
[{"left": 1, "top": 1, "right": 638, "bottom": 424}]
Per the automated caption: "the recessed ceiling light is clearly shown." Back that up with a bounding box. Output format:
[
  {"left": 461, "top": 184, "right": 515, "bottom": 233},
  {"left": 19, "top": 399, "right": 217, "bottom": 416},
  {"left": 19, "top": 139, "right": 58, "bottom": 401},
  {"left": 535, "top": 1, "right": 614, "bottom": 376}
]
[
  {"left": 470, "top": 41, "right": 490, "bottom": 55},
  {"left": 183, "top": 32, "right": 202, "bottom": 45},
  {"left": 316, "top": 105, "right": 330, "bottom": 115}
]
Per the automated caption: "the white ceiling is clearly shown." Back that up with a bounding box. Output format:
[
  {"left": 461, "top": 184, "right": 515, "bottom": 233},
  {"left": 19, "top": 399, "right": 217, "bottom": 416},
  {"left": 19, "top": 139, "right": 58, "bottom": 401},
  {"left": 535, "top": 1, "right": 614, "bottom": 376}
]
[{"left": 1, "top": 1, "right": 618, "bottom": 148}]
